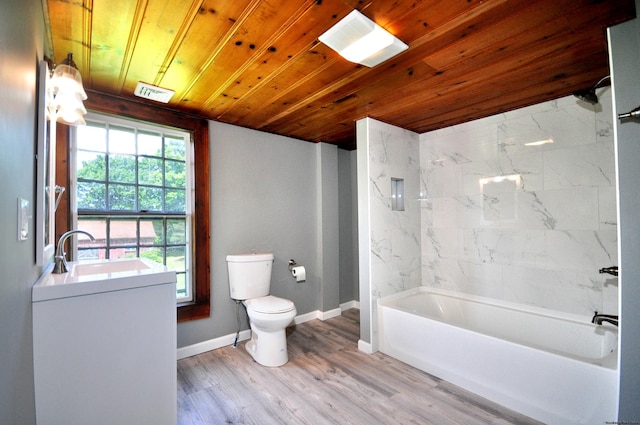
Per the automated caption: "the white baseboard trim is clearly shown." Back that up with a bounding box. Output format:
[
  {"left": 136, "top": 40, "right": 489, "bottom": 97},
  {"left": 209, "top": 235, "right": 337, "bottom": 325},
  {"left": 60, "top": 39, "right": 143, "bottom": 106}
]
[
  {"left": 318, "top": 307, "right": 342, "bottom": 321},
  {"left": 358, "top": 339, "right": 374, "bottom": 354},
  {"left": 292, "top": 310, "right": 318, "bottom": 325},
  {"left": 177, "top": 329, "right": 251, "bottom": 360},
  {"left": 177, "top": 300, "right": 360, "bottom": 360},
  {"left": 340, "top": 300, "right": 360, "bottom": 310}
]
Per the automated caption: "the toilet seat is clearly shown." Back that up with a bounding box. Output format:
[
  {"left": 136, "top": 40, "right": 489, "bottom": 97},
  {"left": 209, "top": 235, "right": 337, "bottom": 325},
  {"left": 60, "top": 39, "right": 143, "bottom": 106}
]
[{"left": 245, "top": 295, "right": 295, "bottom": 314}]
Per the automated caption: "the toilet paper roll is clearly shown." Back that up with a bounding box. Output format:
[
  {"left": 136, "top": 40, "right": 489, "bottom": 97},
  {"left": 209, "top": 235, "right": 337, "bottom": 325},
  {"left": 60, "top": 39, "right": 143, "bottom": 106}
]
[{"left": 291, "top": 266, "right": 306, "bottom": 282}]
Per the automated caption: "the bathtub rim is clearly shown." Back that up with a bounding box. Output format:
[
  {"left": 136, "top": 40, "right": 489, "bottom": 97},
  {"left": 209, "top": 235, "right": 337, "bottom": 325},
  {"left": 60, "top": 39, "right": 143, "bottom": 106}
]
[
  {"left": 377, "top": 285, "right": 618, "bottom": 369},
  {"left": 379, "top": 286, "right": 594, "bottom": 322}
]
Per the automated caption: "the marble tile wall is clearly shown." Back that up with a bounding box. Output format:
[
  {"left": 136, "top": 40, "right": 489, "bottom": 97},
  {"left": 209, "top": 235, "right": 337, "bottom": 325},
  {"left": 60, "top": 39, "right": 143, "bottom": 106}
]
[
  {"left": 419, "top": 92, "right": 618, "bottom": 316},
  {"left": 366, "top": 118, "right": 421, "bottom": 301}
]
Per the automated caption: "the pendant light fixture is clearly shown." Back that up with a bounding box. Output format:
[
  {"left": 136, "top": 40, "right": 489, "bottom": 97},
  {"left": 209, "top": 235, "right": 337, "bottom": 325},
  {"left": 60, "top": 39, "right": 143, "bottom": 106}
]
[{"left": 50, "top": 53, "right": 87, "bottom": 126}]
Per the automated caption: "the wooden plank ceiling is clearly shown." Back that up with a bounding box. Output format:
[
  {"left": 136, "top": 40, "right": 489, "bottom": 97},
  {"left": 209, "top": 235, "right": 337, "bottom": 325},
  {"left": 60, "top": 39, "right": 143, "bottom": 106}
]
[{"left": 45, "top": 0, "right": 635, "bottom": 150}]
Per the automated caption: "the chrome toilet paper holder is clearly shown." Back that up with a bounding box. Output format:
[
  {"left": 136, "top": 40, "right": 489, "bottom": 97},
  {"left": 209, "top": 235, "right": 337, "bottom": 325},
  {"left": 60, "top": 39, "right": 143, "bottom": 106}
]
[
  {"left": 288, "top": 259, "right": 297, "bottom": 270},
  {"left": 288, "top": 259, "right": 306, "bottom": 282}
]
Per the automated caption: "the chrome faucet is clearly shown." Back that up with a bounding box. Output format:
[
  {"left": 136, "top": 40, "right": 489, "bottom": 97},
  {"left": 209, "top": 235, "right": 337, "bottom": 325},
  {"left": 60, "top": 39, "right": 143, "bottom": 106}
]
[
  {"left": 53, "top": 230, "right": 95, "bottom": 274},
  {"left": 591, "top": 311, "right": 619, "bottom": 327}
]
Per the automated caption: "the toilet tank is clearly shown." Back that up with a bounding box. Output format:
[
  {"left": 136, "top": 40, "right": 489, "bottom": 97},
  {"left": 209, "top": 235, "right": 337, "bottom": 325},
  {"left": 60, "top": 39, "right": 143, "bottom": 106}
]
[{"left": 226, "top": 253, "right": 274, "bottom": 300}]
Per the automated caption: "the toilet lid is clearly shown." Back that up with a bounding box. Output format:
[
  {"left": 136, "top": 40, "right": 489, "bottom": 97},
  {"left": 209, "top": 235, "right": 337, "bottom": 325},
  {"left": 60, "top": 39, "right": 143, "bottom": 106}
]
[{"left": 245, "top": 295, "right": 295, "bottom": 313}]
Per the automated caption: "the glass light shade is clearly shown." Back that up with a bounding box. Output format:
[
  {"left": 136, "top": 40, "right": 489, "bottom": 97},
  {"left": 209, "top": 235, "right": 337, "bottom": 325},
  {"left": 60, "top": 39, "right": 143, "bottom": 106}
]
[
  {"left": 50, "top": 54, "right": 88, "bottom": 126},
  {"left": 52, "top": 93, "right": 87, "bottom": 114},
  {"left": 57, "top": 107, "right": 87, "bottom": 126},
  {"left": 51, "top": 64, "right": 87, "bottom": 100}
]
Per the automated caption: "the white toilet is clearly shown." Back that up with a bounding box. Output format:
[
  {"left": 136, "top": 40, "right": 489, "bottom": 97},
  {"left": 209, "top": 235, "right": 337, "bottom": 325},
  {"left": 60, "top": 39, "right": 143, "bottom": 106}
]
[{"left": 226, "top": 253, "right": 297, "bottom": 367}]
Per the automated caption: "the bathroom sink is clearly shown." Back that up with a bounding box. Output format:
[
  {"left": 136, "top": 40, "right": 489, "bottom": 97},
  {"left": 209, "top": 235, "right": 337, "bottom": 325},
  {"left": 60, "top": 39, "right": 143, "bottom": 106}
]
[
  {"left": 33, "top": 258, "right": 176, "bottom": 302},
  {"left": 70, "top": 258, "right": 151, "bottom": 277}
]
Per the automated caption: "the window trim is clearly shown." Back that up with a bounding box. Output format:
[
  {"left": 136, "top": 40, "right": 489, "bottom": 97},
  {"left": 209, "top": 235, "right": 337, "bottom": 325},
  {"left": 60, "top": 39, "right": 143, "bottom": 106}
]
[{"left": 58, "top": 90, "right": 210, "bottom": 322}]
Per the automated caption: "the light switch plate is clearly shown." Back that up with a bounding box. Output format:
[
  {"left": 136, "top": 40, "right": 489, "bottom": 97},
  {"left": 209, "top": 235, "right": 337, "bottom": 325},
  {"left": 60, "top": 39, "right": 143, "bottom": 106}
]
[{"left": 18, "top": 198, "right": 30, "bottom": 241}]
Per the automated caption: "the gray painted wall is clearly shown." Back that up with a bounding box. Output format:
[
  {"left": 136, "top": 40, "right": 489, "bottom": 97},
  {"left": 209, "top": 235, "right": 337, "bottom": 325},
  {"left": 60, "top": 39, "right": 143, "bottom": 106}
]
[
  {"left": 356, "top": 119, "right": 372, "bottom": 345},
  {"left": 177, "top": 121, "right": 355, "bottom": 348},
  {"left": 338, "top": 149, "right": 358, "bottom": 304},
  {"left": 608, "top": 4, "right": 640, "bottom": 419},
  {"left": 0, "top": 0, "right": 45, "bottom": 423},
  {"left": 317, "top": 143, "right": 340, "bottom": 311}
]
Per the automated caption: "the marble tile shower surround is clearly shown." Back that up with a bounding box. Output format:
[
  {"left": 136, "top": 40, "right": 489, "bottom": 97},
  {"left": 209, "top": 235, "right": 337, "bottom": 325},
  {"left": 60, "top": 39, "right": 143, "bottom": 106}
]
[
  {"left": 420, "top": 92, "right": 618, "bottom": 317},
  {"left": 366, "top": 119, "right": 421, "bottom": 301}
]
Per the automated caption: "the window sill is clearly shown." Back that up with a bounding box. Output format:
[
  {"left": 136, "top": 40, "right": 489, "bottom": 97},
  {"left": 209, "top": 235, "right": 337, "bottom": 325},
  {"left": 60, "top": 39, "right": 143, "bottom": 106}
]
[{"left": 177, "top": 301, "right": 210, "bottom": 322}]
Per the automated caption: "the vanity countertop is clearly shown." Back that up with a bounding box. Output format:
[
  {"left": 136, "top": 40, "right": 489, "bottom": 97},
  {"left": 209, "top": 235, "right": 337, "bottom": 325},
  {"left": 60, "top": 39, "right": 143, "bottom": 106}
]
[{"left": 33, "top": 258, "right": 176, "bottom": 302}]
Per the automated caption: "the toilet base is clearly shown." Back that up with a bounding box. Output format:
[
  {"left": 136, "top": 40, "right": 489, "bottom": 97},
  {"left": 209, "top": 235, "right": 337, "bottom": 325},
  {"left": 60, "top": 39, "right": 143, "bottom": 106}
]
[{"left": 245, "top": 326, "right": 289, "bottom": 367}]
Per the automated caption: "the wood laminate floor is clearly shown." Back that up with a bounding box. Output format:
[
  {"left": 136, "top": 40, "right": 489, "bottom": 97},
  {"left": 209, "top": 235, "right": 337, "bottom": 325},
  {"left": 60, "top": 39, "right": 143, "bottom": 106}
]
[{"left": 177, "top": 309, "right": 543, "bottom": 425}]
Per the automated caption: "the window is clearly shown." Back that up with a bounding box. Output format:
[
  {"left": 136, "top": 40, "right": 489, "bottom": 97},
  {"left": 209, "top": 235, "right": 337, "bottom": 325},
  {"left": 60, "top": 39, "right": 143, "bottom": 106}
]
[
  {"left": 72, "top": 115, "right": 193, "bottom": 302},
  {"left": 74, "top": 115, "right": 193, "bottom": 301},
  {"left": 57, "top": 91, "right": 210, "bottom": 321}
]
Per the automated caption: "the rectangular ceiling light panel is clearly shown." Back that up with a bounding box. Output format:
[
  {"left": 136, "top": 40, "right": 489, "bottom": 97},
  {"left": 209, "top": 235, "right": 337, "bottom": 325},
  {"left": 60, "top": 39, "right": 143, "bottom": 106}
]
[
  {"left": 319, "top": 10, "right": 408, "bottom": 68},
  {"left": 134, "top": 82, "right": 175, "bottom": 103}
]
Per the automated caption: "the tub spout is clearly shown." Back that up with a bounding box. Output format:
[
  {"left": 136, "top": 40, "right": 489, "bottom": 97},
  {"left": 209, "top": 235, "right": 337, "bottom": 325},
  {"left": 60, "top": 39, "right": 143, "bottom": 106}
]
[
  {"left": 591, "top": 312, "right": 618, "bottom": 327},
  {"left": 599, "top": 266, "right": 618, "bottom": 277}
]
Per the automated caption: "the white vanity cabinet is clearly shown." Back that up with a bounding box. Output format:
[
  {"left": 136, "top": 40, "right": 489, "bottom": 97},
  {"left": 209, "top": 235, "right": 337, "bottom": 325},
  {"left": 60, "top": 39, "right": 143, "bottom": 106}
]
[{"left": 32, "top": 258, "right": 177, "bottom": 425}]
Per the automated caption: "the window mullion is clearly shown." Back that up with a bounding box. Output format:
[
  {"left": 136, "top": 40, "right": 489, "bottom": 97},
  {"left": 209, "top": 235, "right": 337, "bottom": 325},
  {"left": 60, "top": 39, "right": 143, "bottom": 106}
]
[
  {"left": 163, "top": 216, "right": 167, "bottom": 267},
  {"left": 105, "top": 218, "right": 110, "bottom": 259},
  {"left": 105, "top": 124, "right": 110, "bottom": 212},
  {"left": 135, "top": 131, "right": 140, "bottom": 214}
]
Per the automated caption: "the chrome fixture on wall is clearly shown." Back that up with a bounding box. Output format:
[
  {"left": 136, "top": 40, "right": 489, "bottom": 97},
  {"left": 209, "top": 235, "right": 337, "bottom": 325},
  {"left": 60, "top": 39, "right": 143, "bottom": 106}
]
[
  {"left": 591, "top": 311, "right": 619, "bottom": 327},
  {"left": 599, "top": 266, "right": 618, "bottom": 277},
  {"left": 573, "top": 75, "right": 610, "bottom": 105},
  {"left": 618, "top": 105, "right": 640, "bottom": 120}
]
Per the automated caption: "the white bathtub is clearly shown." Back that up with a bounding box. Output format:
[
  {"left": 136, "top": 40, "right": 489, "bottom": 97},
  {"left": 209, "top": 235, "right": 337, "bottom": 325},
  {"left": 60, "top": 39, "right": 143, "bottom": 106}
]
[{"left": 377, "top": 286, "right": 619, "bottom": 425}]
